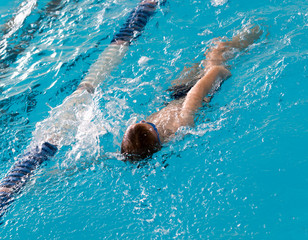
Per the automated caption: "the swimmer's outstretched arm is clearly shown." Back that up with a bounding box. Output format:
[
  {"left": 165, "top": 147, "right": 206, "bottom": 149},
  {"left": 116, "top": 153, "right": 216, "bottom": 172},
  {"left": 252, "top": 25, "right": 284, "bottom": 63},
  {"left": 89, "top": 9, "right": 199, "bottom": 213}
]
[
  {"left": 181, "top": 25, "right": 263, "bottom": 124},
  {"left": 181, "top": 65, "right": 231, "bottom": 116},
  {"left": 204, "top": 25, "right": 263, "bottom": 67}
]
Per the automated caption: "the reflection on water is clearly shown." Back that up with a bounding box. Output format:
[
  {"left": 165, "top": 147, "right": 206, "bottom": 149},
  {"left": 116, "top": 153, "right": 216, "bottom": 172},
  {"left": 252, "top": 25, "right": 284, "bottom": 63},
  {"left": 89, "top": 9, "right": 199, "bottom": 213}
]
[
  {"left": 0, "top": 0, "right": 66, "bottom": 73},
  {"left": 0, "top": 0, "right": 307, "bottom": 238}
]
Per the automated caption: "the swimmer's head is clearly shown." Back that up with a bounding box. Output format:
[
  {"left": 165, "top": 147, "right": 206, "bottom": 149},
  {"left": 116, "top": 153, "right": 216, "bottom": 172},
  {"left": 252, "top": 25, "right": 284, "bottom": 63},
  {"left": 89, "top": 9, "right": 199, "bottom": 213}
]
[{"left": 121, "top": 121, "right": 161, "bottom": 161}]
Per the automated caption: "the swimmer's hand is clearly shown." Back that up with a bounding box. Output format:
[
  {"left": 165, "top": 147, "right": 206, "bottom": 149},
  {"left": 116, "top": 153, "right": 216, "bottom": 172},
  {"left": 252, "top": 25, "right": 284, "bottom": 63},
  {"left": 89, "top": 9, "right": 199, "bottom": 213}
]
[{"left": 229, "top": 25, "right": 263, "bottom": 50}]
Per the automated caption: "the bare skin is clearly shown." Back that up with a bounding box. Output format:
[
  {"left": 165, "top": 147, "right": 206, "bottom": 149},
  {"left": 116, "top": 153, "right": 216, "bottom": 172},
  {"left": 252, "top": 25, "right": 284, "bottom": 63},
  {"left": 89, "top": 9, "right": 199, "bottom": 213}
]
[{"left": 141, "top": 26, "right": 263, "bottom": 143}]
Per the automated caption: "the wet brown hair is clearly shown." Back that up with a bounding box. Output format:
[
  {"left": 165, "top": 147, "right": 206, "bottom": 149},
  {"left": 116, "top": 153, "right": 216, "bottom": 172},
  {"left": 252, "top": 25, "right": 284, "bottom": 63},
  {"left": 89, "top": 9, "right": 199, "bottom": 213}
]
[{"left": 121, "top": 123, "right": 161, "bottom": 161}]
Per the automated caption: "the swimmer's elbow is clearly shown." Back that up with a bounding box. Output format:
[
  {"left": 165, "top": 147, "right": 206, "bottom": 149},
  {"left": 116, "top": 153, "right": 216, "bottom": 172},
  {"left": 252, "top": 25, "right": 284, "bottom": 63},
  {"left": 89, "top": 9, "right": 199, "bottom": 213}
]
[
  {"left": 220, "top": 66, "right": 232, "bottom": 79},
  {"left": 210, "top": 65, "right": 231, "bottom": 79},
  {"left": 181, "top": 66, "right": 231, "bottom": 115}
]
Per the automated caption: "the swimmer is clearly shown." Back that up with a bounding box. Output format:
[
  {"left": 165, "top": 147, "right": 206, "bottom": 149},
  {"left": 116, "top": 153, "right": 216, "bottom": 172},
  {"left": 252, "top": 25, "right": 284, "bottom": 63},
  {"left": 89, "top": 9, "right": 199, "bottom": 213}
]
[{"left": 121, "top": 25, "right": 263, "bottom": 161}]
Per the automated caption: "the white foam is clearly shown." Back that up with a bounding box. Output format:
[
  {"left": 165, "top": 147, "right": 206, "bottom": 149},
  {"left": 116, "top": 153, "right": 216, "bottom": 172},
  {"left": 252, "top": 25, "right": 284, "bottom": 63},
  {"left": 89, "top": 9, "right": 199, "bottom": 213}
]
[
  {"left": 210, "top": 0, "right": 228, "bottom": 7},
  {"left": 138, "top": 56, "right": 151, "bottom": 66}
]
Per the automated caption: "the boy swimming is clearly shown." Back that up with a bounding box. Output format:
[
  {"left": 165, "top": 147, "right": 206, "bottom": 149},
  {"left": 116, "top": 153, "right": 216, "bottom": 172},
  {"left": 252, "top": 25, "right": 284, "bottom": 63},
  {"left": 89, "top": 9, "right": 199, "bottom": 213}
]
[{"left": 121, "top": 25, "right": 263, "bottom": 161}]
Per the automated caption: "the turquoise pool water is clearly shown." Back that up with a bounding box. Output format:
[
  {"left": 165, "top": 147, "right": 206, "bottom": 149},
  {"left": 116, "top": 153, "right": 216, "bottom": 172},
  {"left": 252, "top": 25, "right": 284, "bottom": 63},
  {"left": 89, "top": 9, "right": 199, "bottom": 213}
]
[{"left": 0, "top": 0, "right": 307, "bottom": 238}]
